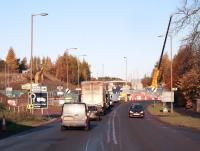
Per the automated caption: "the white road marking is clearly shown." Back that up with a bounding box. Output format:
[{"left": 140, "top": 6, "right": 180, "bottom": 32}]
[
  {"left": 85, "top": 138, "right": 90, "bottom": 151},
  {"left": 107, "top": 117, "right": 111, "bottom": 143},
  {"left": 107, "top": 105, "right": 121, "bottom": 145},
  {"left": 160, "top": 126, "right": 169, "bottom": 129},
  {"left": 112, "top": 111, "right": 118, "bottom": 144},
  {"left": 100, "top": 140, "right": 105, "bottom": 151}
]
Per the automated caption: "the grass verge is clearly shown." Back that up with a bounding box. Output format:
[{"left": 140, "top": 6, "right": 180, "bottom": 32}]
[
  {"left": 0, "top": 103, "right": 51, "bottom": 139},
  {"left": 147, "top": 103, "right": 200, "bottom": 130}
]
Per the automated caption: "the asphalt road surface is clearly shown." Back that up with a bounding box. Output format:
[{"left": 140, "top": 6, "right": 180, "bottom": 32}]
[{"left": 0, "top": 101, "right": 200, "bottom": 151}]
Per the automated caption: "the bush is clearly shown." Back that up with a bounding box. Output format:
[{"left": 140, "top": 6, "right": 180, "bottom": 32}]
[{"left": 0, "top": 103, "right": 7, "bottom": 113}]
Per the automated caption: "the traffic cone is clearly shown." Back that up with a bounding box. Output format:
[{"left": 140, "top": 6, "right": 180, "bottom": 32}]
[{"left": 2, "top": 115, "right": 7, "bottom": 131}]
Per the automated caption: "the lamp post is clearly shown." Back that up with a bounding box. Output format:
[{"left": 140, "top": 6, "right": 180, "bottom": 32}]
[
  {"left": 158, "top": 33, "right": 173, "bottom": 112},
  {"left": 30, "top": 13, "right": 48, "bottom": 115},
  {"left": 77, "top": 54, "right": 87, "bottom": 89},
  {"left": 102, "top": 64, "right": 104, "bottom": 80},
  {"left": 170, "top": 34, "right": 173, "bottom": 113},
  {"left": 124, "top": 57, "right": 127, "bottom": 85},
  {"left": 65, "top": 48, "right": 78, "bottom": 89},
  {"left": 30, "top": 13, "right": 48, "bottom": 93}
]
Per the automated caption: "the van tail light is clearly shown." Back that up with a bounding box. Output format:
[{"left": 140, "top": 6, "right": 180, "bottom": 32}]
[{"left": 82, "top": 116, "right": 87, "bottom": 121}]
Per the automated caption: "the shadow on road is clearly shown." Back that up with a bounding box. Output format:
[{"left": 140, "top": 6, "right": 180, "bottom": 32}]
[
  {"left": 0, "top": 120, "right": 33, "bottom": 140},
  {"left": 175, "top": 107, "right": 200, "bottom": 119}
]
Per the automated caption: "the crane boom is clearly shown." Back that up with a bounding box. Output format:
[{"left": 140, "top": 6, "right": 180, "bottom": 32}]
[{"left": 151, "top": 15, "right": 173, "bottom": 88}]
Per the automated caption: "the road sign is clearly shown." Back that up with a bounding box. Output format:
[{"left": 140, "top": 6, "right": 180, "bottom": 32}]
[
  {"left": 41, "top": 86, "right": 47, "bottom": 92},
  {"left": 75, "top": 88, "right": 81, "bottom": 91},
  {"left": 5, "top": 87, "right": 13, "bottom": 97},
  {"left": 29, "top": 92, "right": 36, "bottom": 100},
  {"left": 57, "top": 86, "right": 63, "bottom": 91},
  {"left": 32, "top": 85, "right": 47, "bottom": 92},
  {"left": 7, "top": 99, "right": 17, "bottom": 106},
  {"left": 172, "top": 87, "right": 178, "bottom": 91},
  {"left": 57, "top": 91, "right": 64, "bottom": 96},
  {"left": 27, "top": 104, "right": 34, "bottom": 109},
  {"left": 21, "top": 83, "right": 39, "bottom": 90},
  {"left": 31, "top": 92, "right": 48, "bottom": 109},
  {"left": 66, "top": 88, "right": 71, "bottom": 94},
  {"left": 161, "top": 91, "right": 174, "bottom": 102}
]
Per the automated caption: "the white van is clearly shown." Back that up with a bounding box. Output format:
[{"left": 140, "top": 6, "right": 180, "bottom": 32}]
[
  {"left": 111, "top": 93, "right": 120, "bottom": 103},
  {"left": 61, "top": 103, "right": 90, "bottom": 131}
]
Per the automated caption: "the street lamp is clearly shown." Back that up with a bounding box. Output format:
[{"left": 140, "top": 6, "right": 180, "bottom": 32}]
[
  {"left": 65, "top": 48, "right": 78, "bottom": 89},
  {"left": 77, "top": 54, "right": 87, "bottom": 89},
  {"left": 29, "top": 13, "right": 48, "bottom": 114},
  {"left": 30, "top": 13, "right": 48, "bottom": 93},
  {"left": 124, "top": 57, "right": 127, "bottom": 85},
  {"left": 158, "top": 33, "right": 173, "bottom": 112},
  {"left": 102, "top": 64, "right": 104, "bottom": 79}
]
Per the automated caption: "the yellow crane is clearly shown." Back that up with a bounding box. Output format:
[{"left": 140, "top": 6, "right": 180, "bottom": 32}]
[
  {"left": 151, "top": 15, "right": 173, "bottom": 89},
  {"left": 34, "top": 65, "right": 45, "bottom": 83}
]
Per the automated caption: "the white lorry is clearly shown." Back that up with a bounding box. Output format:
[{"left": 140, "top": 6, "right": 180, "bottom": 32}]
[{"left": 81, "top": 81, "right": 108, "bottom": 115}]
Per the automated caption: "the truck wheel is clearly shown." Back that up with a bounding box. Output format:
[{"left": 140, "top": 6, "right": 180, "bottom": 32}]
[
  {"left": 98, "top": 115, "right": 101, "bottom": 121},
  {"left": 85, "top": 123, "right": 90, "bottom": 131},
  {"left": 61, "top": 126, "right": 65, "bottom": 131}
]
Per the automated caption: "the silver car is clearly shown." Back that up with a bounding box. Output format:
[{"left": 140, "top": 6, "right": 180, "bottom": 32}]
[
  {"left": 61, "top": 103, "right": 90, "bottom": 131},
  {"left": 87, "top": 106, "right": 101, "bottom": 121}
]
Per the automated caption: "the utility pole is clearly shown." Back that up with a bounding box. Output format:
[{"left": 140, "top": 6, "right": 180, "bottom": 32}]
[{"left": 124, "top": 57, "right": 127, "bottom": 85}]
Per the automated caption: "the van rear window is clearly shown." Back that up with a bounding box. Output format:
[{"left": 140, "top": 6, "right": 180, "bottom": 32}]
[{"left": 63, "top": 104, "right": 85, "bottom": 115}]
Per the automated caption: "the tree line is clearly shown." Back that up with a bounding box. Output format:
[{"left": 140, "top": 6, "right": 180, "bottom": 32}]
[
  {"left": 141, "top": 0, "right": 200, "bottom": 106},
  {"left": 0, "top": 48, "right": 91, "bottom": 85}
]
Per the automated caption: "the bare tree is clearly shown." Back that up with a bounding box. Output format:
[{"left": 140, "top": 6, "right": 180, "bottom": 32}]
[{"left": 174, "top": 0, "right": 200, "bottom": 45}]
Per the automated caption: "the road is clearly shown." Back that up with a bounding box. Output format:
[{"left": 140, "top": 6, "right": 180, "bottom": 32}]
[{"left": 0, "top": 101, "right": 200, "bottom": 151}]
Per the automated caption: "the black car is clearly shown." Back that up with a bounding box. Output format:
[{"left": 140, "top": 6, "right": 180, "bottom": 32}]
[{"left": 128, "top": 103, "right": 145, "bottom": 118}]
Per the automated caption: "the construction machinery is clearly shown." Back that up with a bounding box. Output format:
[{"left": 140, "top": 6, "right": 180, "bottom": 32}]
[
  {"left": 34, "top": 65, "right": 45, "bottom": 83},
  {"left": 151, "top": 15, "right": 173, "bottom": 89}
]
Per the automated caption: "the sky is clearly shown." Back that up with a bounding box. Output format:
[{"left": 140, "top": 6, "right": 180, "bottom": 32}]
[{"left": 0, "top": 0, "right": 186, "bottom": 80}]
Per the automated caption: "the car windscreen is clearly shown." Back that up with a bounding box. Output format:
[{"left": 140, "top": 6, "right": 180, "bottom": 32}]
[
  {"left": 63, "top": 104, "right": 86, "bottom": 115},
  {"left": 130, "top": 105, "right": 143, "bottom": 111}
]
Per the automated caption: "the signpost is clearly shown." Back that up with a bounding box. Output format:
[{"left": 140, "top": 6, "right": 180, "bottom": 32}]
[
  {"left": 6, "top": 87, "right": 13, "bottom": 97},
  {"left": 172, "top": 87, "right": 178, "bottom": 91},
  {"left": 32, "top": 92, "right": 48, "bottom": 109},
  {"left": 161, "top": 91, "right": 174, "bottom": 113},
  {"left": 161, "top": 91, "right": 174, "bottom": 102},
  {"left": 28, "top": 85, "right": 48, "bottom": 115}
]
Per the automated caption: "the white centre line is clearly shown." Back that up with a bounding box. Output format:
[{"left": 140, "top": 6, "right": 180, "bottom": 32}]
[
  {"left": 100, "top": 140, "right": 105, "bottom": 151},
  {"left": 112, "top": 111, "right": 118, "bottom": 145},
  {"left": 107, "top": 117, "right": 111, "bottom": 143},
  {"left": 85, "top": 138, "right": 90, "bottom": 151}
]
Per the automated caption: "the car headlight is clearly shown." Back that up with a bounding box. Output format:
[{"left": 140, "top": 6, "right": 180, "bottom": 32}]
[
  {"left": 129, "top": 110, "right": 133, "bottom": 114},
  {"left": 140, "top": 111, "right": 144, "bottom": 113}
]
